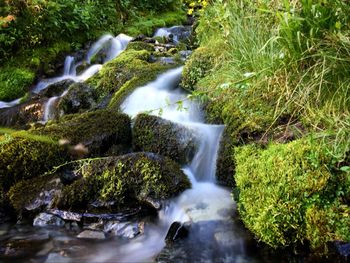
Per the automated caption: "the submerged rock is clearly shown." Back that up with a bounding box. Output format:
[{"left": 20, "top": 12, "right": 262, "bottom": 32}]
[
  {"left": 33, "top": 213, "right": 65, "bottom": 227},
  {"left": 133, "top": 114, "right": 199, "bottom": 165},
  {"left": 77, "top": 230, "right": 106, "bottom": 240},
  {"left": 54, "top": 153, "right": 191, "bottom": 212},
  {"left": 104, "top": 221, "right": 144, "bottom": 239}
]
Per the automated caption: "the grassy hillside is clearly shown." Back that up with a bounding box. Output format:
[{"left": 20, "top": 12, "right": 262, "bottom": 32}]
[{"left": 183, "top": 0, "right": 350, "bottom": 252}]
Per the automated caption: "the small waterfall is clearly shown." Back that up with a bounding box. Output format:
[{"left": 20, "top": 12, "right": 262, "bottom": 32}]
[
  {"left": 43, "top": 96, "right": 59, "bottom": 122},
  {"left": 0, "top": 98, "right": 21, "bottom": 109},
  {"left": 109, "top": 66, "right": 237, "bottom": 262},
  {"left": 63, "top": 56, "right": 74, "bottom": 76},
  {"left": 33, "top": 33, "right": 132, "bottom": 94}
]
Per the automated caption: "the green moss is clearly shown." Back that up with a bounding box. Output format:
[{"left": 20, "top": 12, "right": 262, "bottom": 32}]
[
  {"left": 7, "top": 174, "right": 60, "bottom": 212},
  {"left": 0, "top": 135, "right": 66, "bottom": 191},
  {"left": 133, "top": 114, "right": 198, "bottom": 164},
  {"left": 35, "top": 110, "right": 132, "bottom": 156},
  {"left": 126, "top": 41, "right": 155, "bottom": 52},
  {"left": 181, "top": 47, "right": 215, "bottom": 92},
  {"left": 55, "top": 153, "right": 191, "bottom": 210},
  {"left": 87, "top": 48, "right": 179, "bottom": 110},
  {"left": 234, "top": 137, "right": 350, "bottom": 249}
]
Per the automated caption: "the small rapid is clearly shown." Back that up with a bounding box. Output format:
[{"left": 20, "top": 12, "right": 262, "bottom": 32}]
[{"left": 92, "top": 66, "right": 248, "bottom": 262}]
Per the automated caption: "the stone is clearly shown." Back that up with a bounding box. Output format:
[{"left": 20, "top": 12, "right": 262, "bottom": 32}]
[
  {"left": 33, "top": 213, "right": 65, "bottom": 227},
  {"left": 49, "top": 209, "right": 82, "bottom": 222},
  {"left": 165, "top": 222, "right": 190, "bottom": 244},
  {"left": 104, "top": 221, "right": 144, "bottom": 239},
  {"left": 45, "top": 252, "right": 71, "bottom": 263},
  {"left": 39, "top": 79, "right": 75, "bottom": 98},
  {"left": 77, "top": 230, "right": 106, "bottom": 240}
]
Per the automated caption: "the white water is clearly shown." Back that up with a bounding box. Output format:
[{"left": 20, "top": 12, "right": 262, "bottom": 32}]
[
  {"left": 92, "top": 66, "right": 234, "bottom": 263},
  {"left": 154, "top": 26, "right": 185, "bottom": 44},
  {"left": 32, "top": 33, "right": 132, "bottom": 94}
]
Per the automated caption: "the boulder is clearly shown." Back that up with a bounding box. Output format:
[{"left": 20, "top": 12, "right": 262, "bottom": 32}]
[
  {"left": 77, "top": 230, "right": 105, "bottom": 240},
  {"left": 165, "top": 221, "right": 190, "bottom": 244},
  {"left": 56, "top": 82, "right": 98, "bottom": 115},
  {"left": 133, "top": 114, "right": 198, "bottom": 165},
  {"left": 33, "top": 213, "right": 65, "bottom": 227},
  {"left": 54, "top": 153, "right": 191, "bottom": 212},
  {"left": 35, "top": 110, "right": 132, "bottom": 157},
  {"left": 0, "top": 99, "right": 45, "bottom": 128},
  {"left": 38, "top": 79, "right": 75, "bottom": 98}
]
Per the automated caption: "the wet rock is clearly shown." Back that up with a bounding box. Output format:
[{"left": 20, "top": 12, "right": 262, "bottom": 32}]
[
  {"left": 133, "top": 114, "right": 199, "bottom": 165},
  {"left": 33, "top": 213, "right": 65, "bottom": 227},
  {"left": 77, "top": 230, "right": 105, "bottom": 240},
  {"left": 154, "top": 26, "right": 192, "bottom": 44},
  {"left": 49, "top": 210, "right": 82, "bottom": 222},
  {"left": 0, "top": 99, "right": 45, "bottom": 128},
  {"left": 165, "top": 222, "right": 190, "bottom": 244},
  {"left": 104, "top": 221, "right": 144, "bottom": 239},
  {"left": 157, "top": 57, "right": 177, "bottom": 65},
  {"left": 39, "top": 79, "right": 75, "bottom": 98},
  {"left": 57, "top": 82, "right": 98, "bottom": 115},
  {"left": 216, "top": 128, "right": 235, "bottom": 187}
]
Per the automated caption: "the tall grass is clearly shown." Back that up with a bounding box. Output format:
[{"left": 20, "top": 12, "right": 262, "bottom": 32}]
[{"left": 193, "top": 0, "right": 349, "bottom": 160}]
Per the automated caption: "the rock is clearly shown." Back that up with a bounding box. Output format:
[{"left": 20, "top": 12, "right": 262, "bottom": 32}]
[
  {"left": 33, "top": 213, "right": 65, "bottom": 227},
  {"left": 54, "top": 153, "right": 191, "bottom": 212},
  {"left": 165, "top": 222, "right": 190, "bottom": 244},
  {"left": 39, "top": 79, "right": 75, "bottom": 98},
  {"left": 57, "top": 82, "right": 98, "bottom": 115},
  {"left": 127, "top": 41, "right": 155, "bottom": 52},
  {"left": 179, "top": 50, "right": 192, "bottom": 60},
  {"left": 216, "top": 129, "right": 235, "bottom": 187},
  {"left": 49, "top": 209, "right": 82, "bottom": 222},
  {"left": 104, "top": 221, "right": 144, "bottom": 239},
  {"left": 77, "top": 230, "right": 105, "bottom": 240},
  {"left": 0, "top": 99, "right": 45, "bottom": 128},
  {"left": 133, "top": 114, "right": 199, "bottom": 165},
  {"left": 36, "top": 109, "right": 132, "bottom": 157},
  {"left": 154, "top": 26, "right": 192, "bottom": 44},
  {"left": 45, "top": 252, "right": 71, "bottom": 263}
]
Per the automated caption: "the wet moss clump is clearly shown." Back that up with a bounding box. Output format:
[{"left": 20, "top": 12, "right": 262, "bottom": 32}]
[
  {"left": 35, "top": 110, "right": 132, "bottom": 157},
  {"left": 133, "top": 114, "right": 198, "bottom": 165},
  {"left": 0, "top": 135, "right": 66, "bottom": 191},
  {"left": 54, "top": 153, "right": 191, "bottom": 211},
  {"left": 87, "top": 49, "right": 179, "bottom": 110},
  {"left": 234, "top": 137, "right": 350, "bottom": 250}
]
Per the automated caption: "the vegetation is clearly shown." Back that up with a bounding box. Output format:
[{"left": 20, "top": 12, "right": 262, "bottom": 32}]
[
  {"left": 54, "top": 153, "right": 191, "bottom": 211},
  {"left": 0, "top": 0, "right": 185, "bottom": 101},
  {"left": 183, "top": 0, "right": 350, "bottom": 252}
]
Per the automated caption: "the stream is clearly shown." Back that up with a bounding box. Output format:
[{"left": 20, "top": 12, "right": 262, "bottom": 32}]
[{"left": 0, "top": 27, "right": 300, "bottom": 263}]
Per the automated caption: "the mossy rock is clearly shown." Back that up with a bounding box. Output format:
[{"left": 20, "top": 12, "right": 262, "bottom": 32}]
[
  {"left": 54, "top": 153, "right": 191, "bottom": 211},
  {"left": 234, "top": 137, "right": 350, "bottom": 250},
  {"left": 216, "top": 128, "right": 235, "bottom": 187},
  {"left": 181, "top": 47, "right": 215, "bottom": 91},
  {"left": 127, "top": 41, "right": 155, "bottom": 52},
  {"left": 56, "top": 82, "right": 98, "bottom": 115},
  {"left": 87, "top": 49, "right": 179, "bottom": 109},
  {"left": 35, "top": 110, "right": 132, "bottom": 157},
  {"left": 7, "top": 174, "right": 62, "bottom": 214},
  {"left": 0, "top": 135, "right": 67, "bottom": 191},
  {"left": 133, "top": 114, "right": 199, "bottom": 165},
  {"left": 39, "top": 79, "right": 75, "bottom": 98}
]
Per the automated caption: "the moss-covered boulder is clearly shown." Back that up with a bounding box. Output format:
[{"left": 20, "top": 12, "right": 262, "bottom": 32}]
[
  {"left": 54, "top": 153, "right": 191, "bottom": 211},
  {"left": 216, "top": 128, "right": 235, "bottom": 187},
  {"left": 234, "top": 137, "right": 350, "bottom": 250},
  {"left": 0, "top": 134, "right": 66, "bottom": 191},
  {"left": 181, "top": 47, "right": 215, "bottom": 91},
  {"left": 133, "top": 114, "right": 199, "bottom": 165},
  {"left": 87, "top": 49, "right": 179, "bottom": 110},
  {"left": 38, "top": 79, "right": 75, "bottom": 98},
  {"left": 56, "top": 82, "right": 98, "bottom": 115},
  {"left": 35, "top": 110, "right": 132, "bottom": 157},
  {"left": 127, "top": 41, "right": 155, "bottom": 52}
]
